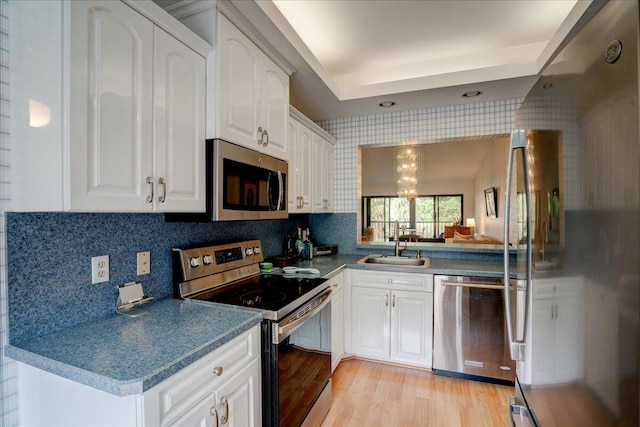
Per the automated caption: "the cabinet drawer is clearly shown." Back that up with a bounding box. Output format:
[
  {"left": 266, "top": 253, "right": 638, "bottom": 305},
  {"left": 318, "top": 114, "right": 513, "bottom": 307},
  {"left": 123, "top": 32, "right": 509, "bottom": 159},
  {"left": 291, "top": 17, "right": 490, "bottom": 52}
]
[
  {"left": 145, "top": 325, "right": 259, "bottom": 426},
  {"left": 326, "top": 271, "right": 344, "bottom": 291},
  {"left": 533, "top": 276, "right": 584, "bottom": 300},
  {"left": 352, "top": 270, "right": 433, "bottom": 292}
]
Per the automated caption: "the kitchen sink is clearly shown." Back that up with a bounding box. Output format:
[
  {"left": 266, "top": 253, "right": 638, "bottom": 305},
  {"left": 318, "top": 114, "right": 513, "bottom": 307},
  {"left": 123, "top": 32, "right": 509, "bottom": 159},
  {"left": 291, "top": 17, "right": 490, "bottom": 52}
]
[{"left": 357, "top": 255, "right": 430, "bottom": 267}]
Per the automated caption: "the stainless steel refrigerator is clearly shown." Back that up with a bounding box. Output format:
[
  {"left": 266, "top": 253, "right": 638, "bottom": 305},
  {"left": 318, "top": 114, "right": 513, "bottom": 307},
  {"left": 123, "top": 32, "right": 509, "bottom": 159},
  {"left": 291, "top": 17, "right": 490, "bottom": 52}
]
[{"left": 503, "top": 0, "right": 639, "bottom": 425}]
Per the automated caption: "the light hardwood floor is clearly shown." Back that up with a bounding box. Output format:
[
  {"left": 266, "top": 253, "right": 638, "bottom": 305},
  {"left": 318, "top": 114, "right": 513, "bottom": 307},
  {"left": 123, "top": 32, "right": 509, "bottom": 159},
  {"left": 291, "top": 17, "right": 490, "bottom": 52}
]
[{"left": 320, "top": 359, "right": 512, "bottom": 427}]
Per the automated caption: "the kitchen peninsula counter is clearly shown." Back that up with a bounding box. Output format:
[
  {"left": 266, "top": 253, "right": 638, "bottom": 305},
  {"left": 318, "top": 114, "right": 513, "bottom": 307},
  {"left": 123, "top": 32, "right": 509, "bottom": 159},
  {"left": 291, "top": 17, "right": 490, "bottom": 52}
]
[
  {"left": 295, "top": 252, "right": 513, "bottom": 278},
  {"left": 5, "top": 298, "right": 262, "bottom": 396}
]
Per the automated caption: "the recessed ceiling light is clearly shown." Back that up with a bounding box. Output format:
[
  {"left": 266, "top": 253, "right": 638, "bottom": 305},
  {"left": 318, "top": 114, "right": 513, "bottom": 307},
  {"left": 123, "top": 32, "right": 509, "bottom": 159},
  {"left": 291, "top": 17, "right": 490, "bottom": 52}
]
[
  {"left": 378, "top": 101, "right": 396, "bottom": 108},
  {"left": 462, "top": 91, "right": 483, "bottom": 98}
]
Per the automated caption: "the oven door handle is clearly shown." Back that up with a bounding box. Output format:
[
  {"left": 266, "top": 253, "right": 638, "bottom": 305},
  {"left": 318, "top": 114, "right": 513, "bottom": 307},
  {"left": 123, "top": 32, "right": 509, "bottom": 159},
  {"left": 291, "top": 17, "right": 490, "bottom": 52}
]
[{"left": 274, "top": 287, "right": 332, "bottom": 344}]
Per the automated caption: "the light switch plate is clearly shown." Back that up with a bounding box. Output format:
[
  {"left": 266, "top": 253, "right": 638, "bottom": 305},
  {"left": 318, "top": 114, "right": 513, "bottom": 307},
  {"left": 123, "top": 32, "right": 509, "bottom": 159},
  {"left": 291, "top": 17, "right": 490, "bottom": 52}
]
[
  {"left": 91, "top": 255, "right": 109, "bottom": 284},
  {"left": 137, "top": 251, "right": 150, "bottom": 275}
]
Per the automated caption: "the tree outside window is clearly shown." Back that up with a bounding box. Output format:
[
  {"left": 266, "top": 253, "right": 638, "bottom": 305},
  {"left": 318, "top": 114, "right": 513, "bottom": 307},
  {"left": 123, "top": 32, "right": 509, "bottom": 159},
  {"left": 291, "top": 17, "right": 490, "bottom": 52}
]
[{"left": 363, "top": 195, "right": 463, "bottom": 241}]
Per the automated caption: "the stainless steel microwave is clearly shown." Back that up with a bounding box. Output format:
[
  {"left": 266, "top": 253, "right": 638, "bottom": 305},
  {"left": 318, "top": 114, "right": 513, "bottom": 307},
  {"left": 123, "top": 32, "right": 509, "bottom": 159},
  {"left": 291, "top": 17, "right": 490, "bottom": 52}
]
[
  {"left": 214, "top": 139, "right": 287, "bottom": 220},
  {"left": 165, "top": 139, "right": 287, "bottom": 222}
]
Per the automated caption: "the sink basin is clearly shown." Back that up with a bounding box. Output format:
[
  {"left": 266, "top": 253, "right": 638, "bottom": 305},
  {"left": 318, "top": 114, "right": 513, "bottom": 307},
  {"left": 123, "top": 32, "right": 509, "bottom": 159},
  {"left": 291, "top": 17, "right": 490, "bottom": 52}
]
[{"left": 358, "top": 255, "right": 430, "bottom": 267}]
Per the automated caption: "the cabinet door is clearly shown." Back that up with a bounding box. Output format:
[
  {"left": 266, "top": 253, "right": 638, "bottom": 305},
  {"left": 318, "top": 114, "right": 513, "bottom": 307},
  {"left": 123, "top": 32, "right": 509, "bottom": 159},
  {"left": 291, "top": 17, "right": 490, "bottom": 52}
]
[
  {"left": 323, "top": 141, "right": 334, "bottom": 211},
  {"left": 532, "top": 298, "right": 555, "bottom": 384},
  {"left": 287, "top": 119, "right": 298, "bottom": 212},
  {"left": 260, "top": 56, "right": 289, "bottom": 160},
  {"left": 153, "top": 28, "right": 206, "bottom": 212},
  {"left": 331, "top": 286, "right": 345, "bottom": 372},
  {"left": 69, "top": 0, "right": 154, "bottom": 211},
  {"left": 213, "top": 358, "right": 261, "bottom": 427},
  {"left": 217, "top": 13, "right": 260, "bottom": 150},
  {"left": 553, "top": 295, "right": 584, "bottom": 383},
  {"left": 391, "top": 290, "right": 433, "bottom": 367},
  {"left": 297, "top": 123, "right": 313, "bottom": 212},
  {"left": 288, "top": 118, "right": 312, "bottom": 213},
  {"left": 311, "top": 134, "right": 325, "bottom": 212},
  {"left": 352, "top": 287, "right": 390, "bottom": 359},
  {"left": 170, "top": 392, "right": 218, "bottom": 427}
]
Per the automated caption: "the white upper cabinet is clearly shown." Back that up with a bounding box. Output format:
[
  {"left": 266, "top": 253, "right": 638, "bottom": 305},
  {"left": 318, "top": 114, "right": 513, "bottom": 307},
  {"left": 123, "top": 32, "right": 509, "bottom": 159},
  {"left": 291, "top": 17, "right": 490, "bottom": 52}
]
[
  {"left": 152, "top": 28, "right": 206, "bottom": 212},
  {"left": 287, "top": 116, "right": 312, "bottom": 213},
  {"left": 216, "top": 13, "right": 289, "bottom": 160},
  {"left": 170, "top": 7, "right": 290, "bottom": 160},
  {"left": 312, "top": 133, "right": 335, "bottom": 213},
  {"left": 11, "top": 0, "right": 209, "bottom": 212},
  {"left": 69, "top": 1, "right": 154, "bottom": 212}
]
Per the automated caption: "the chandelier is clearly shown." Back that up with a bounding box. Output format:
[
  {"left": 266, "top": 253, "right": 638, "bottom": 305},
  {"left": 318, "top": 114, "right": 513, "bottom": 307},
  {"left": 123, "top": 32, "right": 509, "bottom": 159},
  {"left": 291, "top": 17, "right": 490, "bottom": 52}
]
[{"left": 395, "top": 146, "right": 418, "bottom": 199}]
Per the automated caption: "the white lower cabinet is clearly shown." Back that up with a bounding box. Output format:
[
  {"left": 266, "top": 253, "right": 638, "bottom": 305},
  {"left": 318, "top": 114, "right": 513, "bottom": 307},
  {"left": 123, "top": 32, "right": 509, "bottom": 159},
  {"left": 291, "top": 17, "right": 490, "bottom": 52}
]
[
  {"left": 530, "top": 276, "right": 585, "bottom": 385},
  {"left": 351, "top": 270, "right": 433, "bottom": 368},
  {"left": 17, "top": 325, "right": 261, "bottom": 427},
  {"left": 329, "top": 272, "right": 345, "bottom": 372},
  {"left": 170, "top": 358, "right": 260, "bottom": 427}
]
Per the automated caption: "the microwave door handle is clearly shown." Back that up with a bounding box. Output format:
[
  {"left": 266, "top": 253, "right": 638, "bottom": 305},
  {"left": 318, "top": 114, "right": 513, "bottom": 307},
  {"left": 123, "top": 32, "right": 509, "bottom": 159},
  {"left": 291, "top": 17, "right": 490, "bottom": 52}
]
[
  {"left": 504, "top": 129, "right": 529, "bottom": 362},
  {"left": 277, "top": 171, "right": 283, "bottom": 210},
  {"left": 266, "top": 171, "right": 275, "bottom": 211}
]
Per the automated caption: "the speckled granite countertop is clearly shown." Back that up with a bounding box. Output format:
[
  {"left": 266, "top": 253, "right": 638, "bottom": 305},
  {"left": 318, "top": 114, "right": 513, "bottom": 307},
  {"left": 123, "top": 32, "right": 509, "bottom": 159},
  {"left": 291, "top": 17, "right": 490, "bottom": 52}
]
[
  {"left": 296, "top": 254, "right": 513, "bottom": 278},
  {"left": 5, "top": 298, "right": 262, "bottom": 397}
]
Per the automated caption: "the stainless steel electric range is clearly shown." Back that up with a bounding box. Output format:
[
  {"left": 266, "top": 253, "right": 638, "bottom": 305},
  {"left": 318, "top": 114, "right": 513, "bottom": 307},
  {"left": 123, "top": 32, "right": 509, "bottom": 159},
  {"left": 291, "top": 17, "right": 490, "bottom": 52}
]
[{"left": 173, "top": 240, "right": 333, "bottom": 427}]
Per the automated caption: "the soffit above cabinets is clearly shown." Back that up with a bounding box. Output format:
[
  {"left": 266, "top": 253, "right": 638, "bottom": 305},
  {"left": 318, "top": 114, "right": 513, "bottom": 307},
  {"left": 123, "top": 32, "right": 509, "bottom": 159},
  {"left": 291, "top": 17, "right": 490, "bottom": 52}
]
[{"left": 156, "top": 0, "right": 599, "bottom": 121}]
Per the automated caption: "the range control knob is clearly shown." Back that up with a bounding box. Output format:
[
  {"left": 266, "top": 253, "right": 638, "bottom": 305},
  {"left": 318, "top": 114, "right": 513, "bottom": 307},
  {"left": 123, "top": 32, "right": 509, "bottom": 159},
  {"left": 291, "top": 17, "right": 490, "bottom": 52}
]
[
  {"left": 202, "top": 255, "right": 213, "bottom": 265},
  {"left": 245, "top": 247, "right": 254, "bottom": 256},
  {"left": 253, "top": 246, "right": 261, "bottom": 255},
  {"left": 189, "top": 257, "right": 201, "bottom": 268}
]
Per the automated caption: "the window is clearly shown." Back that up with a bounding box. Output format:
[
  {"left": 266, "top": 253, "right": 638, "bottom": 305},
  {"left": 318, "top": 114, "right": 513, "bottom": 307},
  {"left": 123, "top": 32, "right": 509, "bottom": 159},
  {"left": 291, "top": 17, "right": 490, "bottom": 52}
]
[{"left": 363, "top": 195, "right": 463, "bottom": 241}]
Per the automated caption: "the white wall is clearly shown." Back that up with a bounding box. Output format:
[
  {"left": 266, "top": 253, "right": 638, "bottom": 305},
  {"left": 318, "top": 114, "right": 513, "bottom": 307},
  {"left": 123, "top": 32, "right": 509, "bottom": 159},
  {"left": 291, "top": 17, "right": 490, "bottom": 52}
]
[{"left": 473, "top": 137, "right": 509, "bottom": 240}]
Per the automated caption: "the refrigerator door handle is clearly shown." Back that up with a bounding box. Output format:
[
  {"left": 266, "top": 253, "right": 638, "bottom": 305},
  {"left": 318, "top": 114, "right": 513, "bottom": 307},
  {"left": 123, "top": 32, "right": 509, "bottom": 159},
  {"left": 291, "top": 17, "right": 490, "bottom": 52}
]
[
  {"left": 509, "top": 396, "right": 536, "bottom": 427},
  {"left": 504, "top": 129, "right": 530, "bottom": 362}
]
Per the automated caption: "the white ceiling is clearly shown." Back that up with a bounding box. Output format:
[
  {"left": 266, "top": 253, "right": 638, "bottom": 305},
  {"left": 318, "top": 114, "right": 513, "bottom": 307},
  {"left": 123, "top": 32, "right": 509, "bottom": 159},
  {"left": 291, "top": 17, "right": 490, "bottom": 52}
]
[{"left": 159, "top": 0, "right": 595, "bottom": 121}]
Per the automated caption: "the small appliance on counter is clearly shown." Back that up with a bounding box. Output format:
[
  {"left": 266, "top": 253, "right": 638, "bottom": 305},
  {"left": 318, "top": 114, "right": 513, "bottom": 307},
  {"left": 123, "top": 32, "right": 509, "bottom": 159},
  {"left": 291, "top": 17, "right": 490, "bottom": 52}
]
[
  {"left": 314, "top": 244, "right": 338, "bottom": 257},
  {"left": 267, "top": 253, "right": 301, "bottom": 267}
]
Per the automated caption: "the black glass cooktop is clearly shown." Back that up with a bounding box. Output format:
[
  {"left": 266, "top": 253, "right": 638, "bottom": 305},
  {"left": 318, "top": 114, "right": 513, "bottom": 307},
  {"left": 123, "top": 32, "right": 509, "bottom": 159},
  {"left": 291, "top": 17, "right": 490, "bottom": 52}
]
[{"left": 192, "top": 273, "right": 328, "bottom": 316}]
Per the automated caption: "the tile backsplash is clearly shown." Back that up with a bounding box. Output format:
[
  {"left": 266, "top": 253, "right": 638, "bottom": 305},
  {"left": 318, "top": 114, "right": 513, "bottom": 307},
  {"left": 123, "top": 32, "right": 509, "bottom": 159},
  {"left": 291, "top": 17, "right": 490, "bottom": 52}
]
[{"left": 6, "top": 212, "right": 317, "bottom": 342}]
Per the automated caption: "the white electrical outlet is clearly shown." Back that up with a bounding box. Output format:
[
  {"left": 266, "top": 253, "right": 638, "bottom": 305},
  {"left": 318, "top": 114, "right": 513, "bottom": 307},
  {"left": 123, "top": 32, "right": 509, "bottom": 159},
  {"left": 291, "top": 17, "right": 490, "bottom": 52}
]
[
  {"left": 137, "top": 251, "right": 150, "bottom": 275},
  {"left": 91, "top": 255, "right": 109, "bottom": 284}
]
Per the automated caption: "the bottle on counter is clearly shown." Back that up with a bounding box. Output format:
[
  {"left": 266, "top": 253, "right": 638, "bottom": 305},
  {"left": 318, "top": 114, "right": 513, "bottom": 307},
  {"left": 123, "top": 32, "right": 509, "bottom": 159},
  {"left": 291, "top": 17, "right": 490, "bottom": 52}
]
[
  {"left": 303, "top": 228, "right": 313, "bottom": 260},
  {"left": 295, "top": 227, "right": 304, "bottom": 254}
]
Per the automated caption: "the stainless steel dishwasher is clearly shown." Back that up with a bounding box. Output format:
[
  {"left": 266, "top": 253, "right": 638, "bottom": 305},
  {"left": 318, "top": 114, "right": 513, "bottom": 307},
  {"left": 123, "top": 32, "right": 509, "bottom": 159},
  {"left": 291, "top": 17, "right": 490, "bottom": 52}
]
[{"left": 433, "top": 275, "right": 521, "bottom": 385}]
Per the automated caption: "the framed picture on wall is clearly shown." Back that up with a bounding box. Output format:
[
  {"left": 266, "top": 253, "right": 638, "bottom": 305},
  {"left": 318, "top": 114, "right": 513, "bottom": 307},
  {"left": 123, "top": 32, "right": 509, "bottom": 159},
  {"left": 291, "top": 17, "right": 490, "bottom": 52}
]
[{"left": 485, "top": 187, "right": 497, "bottom": 218}]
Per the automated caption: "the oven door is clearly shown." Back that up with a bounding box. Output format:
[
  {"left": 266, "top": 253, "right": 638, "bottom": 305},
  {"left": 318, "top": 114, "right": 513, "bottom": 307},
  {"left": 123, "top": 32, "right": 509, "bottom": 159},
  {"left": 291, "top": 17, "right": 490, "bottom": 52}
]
[
  {"left": 214, "top": 139, "right": 288, "bottom": 221},
  {"left": 265, "top": 287, "right": 332, "bottom": 427}
]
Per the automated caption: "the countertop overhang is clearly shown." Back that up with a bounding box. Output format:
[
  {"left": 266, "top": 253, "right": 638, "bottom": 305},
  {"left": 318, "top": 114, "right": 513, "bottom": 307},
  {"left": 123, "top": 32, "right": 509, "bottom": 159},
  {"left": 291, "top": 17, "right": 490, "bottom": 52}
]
[{"left": 5, "top": 298, "right": 262, "bottom": 396}]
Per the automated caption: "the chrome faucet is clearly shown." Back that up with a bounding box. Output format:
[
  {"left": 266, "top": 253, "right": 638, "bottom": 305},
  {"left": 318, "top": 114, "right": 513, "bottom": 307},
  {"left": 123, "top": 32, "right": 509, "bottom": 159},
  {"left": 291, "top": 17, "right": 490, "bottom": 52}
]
[{"left": 394, "top": 221, "right": 406, "bottom": 256}]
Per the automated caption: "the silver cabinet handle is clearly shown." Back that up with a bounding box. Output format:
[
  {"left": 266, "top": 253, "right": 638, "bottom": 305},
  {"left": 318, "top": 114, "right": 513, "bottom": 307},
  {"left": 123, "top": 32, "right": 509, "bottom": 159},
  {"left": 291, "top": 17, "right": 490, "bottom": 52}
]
[
  {"left": 146, "top": 176, "right": 153, "bottom": 203},
  {"left": 392, "top": 294, "right": 396, "bottom": 307},
  {"left": 219, "top": 397, "right": 228, "bottom": 424},
  {"left": 158, "top": 177, "right": 166, "bottom": 203},
  {"left": 257, "top": 127, "right": 264, "bottom": 145},
  {"left": 210, "top": 407, "right": 219, "bottom": 427},
  {"left": 385, "top": 294, "right": 389, "bottom": 306},
  {"left": 504, "top": 129, "right": 530, "bottom": 362},
  {"left": 213, "top": 366, "right": 223, "bottom": 376},
  {"left": 262, "top": 129, "right": 269, "bottom": 147}
]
